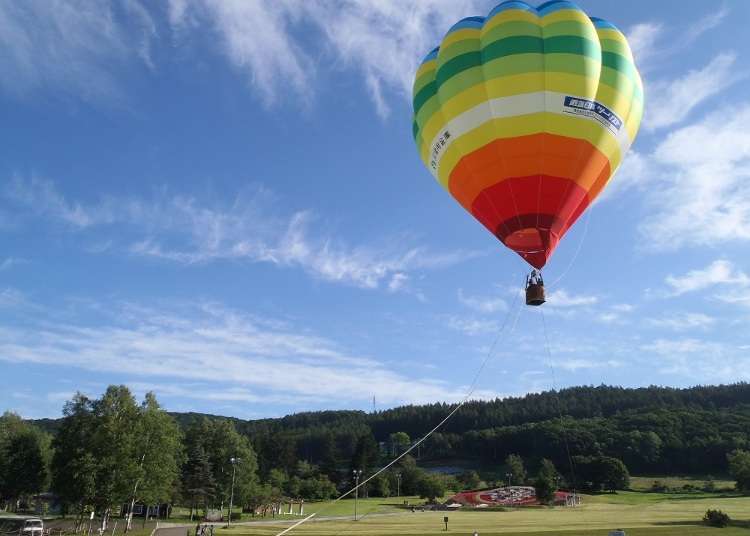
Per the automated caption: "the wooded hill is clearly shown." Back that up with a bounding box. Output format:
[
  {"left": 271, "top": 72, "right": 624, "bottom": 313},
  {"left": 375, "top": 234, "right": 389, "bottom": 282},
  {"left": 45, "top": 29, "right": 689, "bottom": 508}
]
[{"left": 32, "top": 383, "right": 750, "bottom": 478}]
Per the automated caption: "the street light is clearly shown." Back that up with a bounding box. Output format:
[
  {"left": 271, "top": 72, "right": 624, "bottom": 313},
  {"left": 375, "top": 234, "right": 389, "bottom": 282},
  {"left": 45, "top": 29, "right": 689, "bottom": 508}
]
[
  {"left": 506, "top": 472, "right": 512, "bottom": 488},
  {"left": 396, "top": 472, "right": 402, "bottom": 498},
  {"left": 352, "top": 469, "right": 363, "bottom": 521},
  {"left": 227, "top": 457, "right": 242, "bottom": 527}
]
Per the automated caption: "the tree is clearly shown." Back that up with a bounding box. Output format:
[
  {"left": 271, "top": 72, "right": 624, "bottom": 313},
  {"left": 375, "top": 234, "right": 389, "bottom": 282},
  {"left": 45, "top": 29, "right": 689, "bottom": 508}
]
[
  {"left": 457, "top": 470, "right": 482, "bottom": 490},
  {"left": 533, "top": 459, "right": 558, "bottom": 505},
  {"left": 505, "top": 454, "right": 527, "bottom": 485},
  {"left": 417, "top": 473, "right": 446, "bottom": 502},
  {"left": 90, "top": 386, "right": 141, "bottom": 530},
  {"left": 51, "top": 395, "right": 97, "bottom": 525},
  {"left": 182, "top": 418, "right": 259, "bottom": 516},
  {"left": 125, "top": 393, "right": 184, "bottom": 531},
  {"left": 182, "top": 444, "right": 216, "bottom": 520},
  {"left": 368, "top": 473, "right": 390, "bottom": 497},
  {"left": 573, "top": 455, "right": 629, "bottom": 492},
  {"left": 389, "top": 432, "right": 411, "bottom": 456},
  {"left": 1, "top": 428, "right": 48, "bottom": 510},
  {"left": 728, "top": 449, "right": 750, "bottom": 493}
]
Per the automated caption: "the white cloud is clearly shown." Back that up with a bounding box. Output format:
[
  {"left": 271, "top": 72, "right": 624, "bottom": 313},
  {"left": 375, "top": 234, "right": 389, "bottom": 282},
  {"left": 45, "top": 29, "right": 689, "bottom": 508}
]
[
  {"left": 0, "top": 298, "right": 480, "bottom": 409},
  {"left": 457, "top": 288, "right": 506, "bottom": 314},
  {"left": 638, "top": 105, "right": 750, "bottom": 250},
  {"left": 169, "top": 0, "right": 480, "bottom": 118},
  {"left": 647, "top": 312, "right": 716, "bottom": 331},
  {"left": 626, "top": 22, "right": 662, "bottom": 67},
  {"left": 0, "top": 0, "right": 155, "bottom": 99},
  {"left": 445, "top": 316, "right": 498, "bottom": 336},
  {"left": 627, "top": 6, "right": 729, "bottom": 74},
  {"left": 645, "top": 52, "right": 740, "bottom": 131},
  {"left": 665, "top": 260, "right": 749, "bottom": 296},
  {"left": 641, "top": 336, "right": 750, "bottom": 382},
  {"left": 545, "top": 289, "right": 598, "bottom": 308},
  {"left": 170, "top": 0, "right": 309, "bottom": 107},
  {"left": 0, "top": 257, "right": 26, "bottom": 271},
  {"left": 555, "top": 358, "right": 622, "bottom": 372},
  {"left": 7, "top": 177, "right": 478, "bottom": 291}
]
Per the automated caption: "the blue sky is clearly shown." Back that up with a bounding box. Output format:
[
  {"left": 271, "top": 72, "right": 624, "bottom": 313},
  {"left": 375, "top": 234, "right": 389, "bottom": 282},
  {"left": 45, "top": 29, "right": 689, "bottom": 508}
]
[{"left": 1, "top": 1, "right": 750, "bottom": 419}]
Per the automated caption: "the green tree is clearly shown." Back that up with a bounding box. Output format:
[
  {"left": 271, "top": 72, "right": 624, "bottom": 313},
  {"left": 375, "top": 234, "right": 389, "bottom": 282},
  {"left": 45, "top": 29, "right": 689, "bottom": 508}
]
[
  {"left": 90, "top": 386, "right": 141, "bottom": 529},
  {"left": 182, "top": 444, "right": 215, "bottom": 520},
  {"left": 125, "top": 393, "right": 184, "bottom": 531},
  {"left": 458, "top": 470, "right": 482, "bottom": 490},
  {"left": 728, "top": 449, "right": 750, "bottom": 493},
  {"left": 51, "top": 395, "right": 97, "bottom": 525},
  {"left": 533, "top": 459, "right": 558, "bottom": 505},
  {"left": 505, "top": 454, "right": 527, "bottom": 485},
  {"left": 1, "top": 428, "right": 48, "bottom": 509},
  {"left": 389, "top": 432, "right": 411, "bottom": 456},
  {"left": 417, "top": 473, "right": 446, "bottom": 502},
  {"left": 369, "top": 473, "right": 390, "bottom": 497}
]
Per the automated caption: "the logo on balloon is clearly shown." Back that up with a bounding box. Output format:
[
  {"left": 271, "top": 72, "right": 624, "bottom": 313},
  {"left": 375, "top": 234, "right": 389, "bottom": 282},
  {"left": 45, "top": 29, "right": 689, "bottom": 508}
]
[{"left": 563, "top": 96, "right": 622, "bottom": 135}]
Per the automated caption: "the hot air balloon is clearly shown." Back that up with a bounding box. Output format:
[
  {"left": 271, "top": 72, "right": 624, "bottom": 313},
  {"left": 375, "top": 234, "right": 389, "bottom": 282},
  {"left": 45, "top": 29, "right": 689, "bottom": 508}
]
[{"left": 412, "top": 0, "right": 643, "bottom": 305}]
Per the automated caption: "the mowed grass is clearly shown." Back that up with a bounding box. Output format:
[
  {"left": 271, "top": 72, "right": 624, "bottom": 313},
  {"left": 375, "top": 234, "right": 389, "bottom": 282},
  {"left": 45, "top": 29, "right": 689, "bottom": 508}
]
[
  {"left": 216, "top": 494, "right": 750, "bottom": 536},
  {"left": 629, "top": 476, "right": 735, "bottom": 492}
]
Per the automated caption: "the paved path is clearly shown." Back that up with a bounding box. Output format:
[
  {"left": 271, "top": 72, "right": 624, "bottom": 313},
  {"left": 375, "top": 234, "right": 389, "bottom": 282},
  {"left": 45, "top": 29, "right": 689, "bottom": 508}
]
[{"left": 154, "top": 526, "right": 188, "bottom": 536}]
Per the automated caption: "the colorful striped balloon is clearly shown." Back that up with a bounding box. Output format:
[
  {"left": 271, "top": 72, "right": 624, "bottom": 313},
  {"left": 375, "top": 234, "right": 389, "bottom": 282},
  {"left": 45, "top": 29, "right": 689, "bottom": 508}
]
[{"left": 412, "top": 0, "right": 643, "bottom": 269}]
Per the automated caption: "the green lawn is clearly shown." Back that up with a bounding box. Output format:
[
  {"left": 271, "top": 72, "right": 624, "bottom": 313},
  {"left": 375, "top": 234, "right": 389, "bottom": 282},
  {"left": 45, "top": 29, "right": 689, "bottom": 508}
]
[
  {"left": 629, "top": 476, "right": 735, "bottom": 492},
  {"left": 213, "top": 493, "right": 750, "bottom": 536}
]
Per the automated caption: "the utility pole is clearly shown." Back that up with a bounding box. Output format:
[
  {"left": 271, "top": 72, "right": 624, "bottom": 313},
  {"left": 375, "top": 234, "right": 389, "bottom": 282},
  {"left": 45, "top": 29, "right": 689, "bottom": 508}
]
[
  {"left": 353, "top": 469, "right": 363, "bottom": 521},
  {"left": 227, "top": 457, "right": 242, "bottom": 527},
  {"left": 396, "top": 472, "right": 402, "bottom": 498}
]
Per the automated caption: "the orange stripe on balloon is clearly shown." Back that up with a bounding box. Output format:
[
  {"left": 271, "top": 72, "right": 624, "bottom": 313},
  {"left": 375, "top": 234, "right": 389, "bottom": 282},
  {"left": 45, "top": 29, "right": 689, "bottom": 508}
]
[{"left": 447, "top": 134, "right": 611, "bottom": 211}]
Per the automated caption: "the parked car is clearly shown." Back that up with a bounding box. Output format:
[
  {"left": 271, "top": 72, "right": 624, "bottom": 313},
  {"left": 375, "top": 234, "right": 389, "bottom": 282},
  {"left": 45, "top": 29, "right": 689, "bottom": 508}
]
[{"left": 0, "top": 517, "right": 44, "bottom": 536}]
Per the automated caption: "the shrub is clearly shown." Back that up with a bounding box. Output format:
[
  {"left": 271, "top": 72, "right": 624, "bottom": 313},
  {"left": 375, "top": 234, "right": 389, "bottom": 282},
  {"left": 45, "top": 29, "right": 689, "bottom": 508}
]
[{"left": 703, "top": 509, "right": 730, "bottom": 527}]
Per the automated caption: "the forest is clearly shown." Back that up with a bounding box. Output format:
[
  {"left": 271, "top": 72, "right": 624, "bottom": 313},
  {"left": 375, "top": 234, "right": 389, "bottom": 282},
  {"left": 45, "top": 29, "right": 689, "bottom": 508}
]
[{"left": 2, "top": 383, "right": 749, "bottom": 520}]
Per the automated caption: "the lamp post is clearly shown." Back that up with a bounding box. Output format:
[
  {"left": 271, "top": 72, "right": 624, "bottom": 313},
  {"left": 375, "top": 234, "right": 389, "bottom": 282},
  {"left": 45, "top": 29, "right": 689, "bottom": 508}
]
[
  {"left": 396, "top": 472, "right": 402, "bottom": 498},
  {"left": 227, "top": 457, "right": 241, "bottom": 527},
  {"left": 353, "top": 469, "right": 363, "bottom": 521},
  {"left": 506, "top": 472, "right": 512, "bottom": 488}
]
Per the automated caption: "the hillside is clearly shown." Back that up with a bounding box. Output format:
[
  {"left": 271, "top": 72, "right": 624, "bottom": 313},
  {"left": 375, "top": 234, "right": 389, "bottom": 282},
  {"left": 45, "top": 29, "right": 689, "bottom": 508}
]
[{"left": 31, "top": 383, "right": 750, "bottom": 478}]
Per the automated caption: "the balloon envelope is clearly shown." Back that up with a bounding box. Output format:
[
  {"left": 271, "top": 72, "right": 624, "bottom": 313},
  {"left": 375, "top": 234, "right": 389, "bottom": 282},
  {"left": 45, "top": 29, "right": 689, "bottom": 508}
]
[{"left": 412, "top": 0, "right": 643, "bottom": 268}]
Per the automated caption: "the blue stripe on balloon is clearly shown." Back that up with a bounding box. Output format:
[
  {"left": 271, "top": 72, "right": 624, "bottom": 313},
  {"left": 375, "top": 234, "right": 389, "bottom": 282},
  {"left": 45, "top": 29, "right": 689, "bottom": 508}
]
[
  {"left": 421, "top": 47, "right": 440, "bottom": 64},
  {"left": 538, "top": 0, "right": 582, "bottom": 16},
  {"left": 590, "top": 17, "right": 620, "bottom": 31},
  {"left": 487, "top": 1, "right": 536, "bottom": 19},
  {"left": 446, "top": 16, "right": 485, "bottom": 35}
]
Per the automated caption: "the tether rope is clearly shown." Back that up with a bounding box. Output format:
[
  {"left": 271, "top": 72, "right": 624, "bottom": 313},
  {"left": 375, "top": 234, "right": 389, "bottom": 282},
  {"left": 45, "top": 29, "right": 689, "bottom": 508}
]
[
  {"left": 546, "top": 207, "right": 592, "bottom": 290},
  {"left": 540, "top": 307, "right": 584, "bottom": 517},
  {"left": 272, "top": 274, "right": 526, "bottom": 536}
]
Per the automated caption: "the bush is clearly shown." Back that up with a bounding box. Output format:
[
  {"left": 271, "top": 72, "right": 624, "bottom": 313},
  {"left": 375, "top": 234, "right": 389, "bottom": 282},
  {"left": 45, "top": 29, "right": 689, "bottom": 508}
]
[{"left": 703, "top": 509, "right": 730, "bottom": 527}]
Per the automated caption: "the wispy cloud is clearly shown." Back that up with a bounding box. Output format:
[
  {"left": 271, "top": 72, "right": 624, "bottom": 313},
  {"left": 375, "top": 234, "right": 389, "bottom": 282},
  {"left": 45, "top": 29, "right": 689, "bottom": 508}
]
[
  {"left": 641, "top": 336, "right": 750, "bottom": 383},
  {"left": 665, "top": 260, "right": 749, "bottom": 296},
  {"left": 645, "top": 52, "right": 741, "bottom": 131},
  {"left": 6, "top": 177, "right": 479, "bottom": 291},
  {"left": 0, "top": 257, "right": 26, "bottom": 271},
  {"left": 0, "top": 297, "right": 481, "bottom": 409},
  {"left": 445, "top": 316, "right": 498, "bottom": 337},
  {"left": 0, "top": 0, "right": 156, "bottom": 100},
  {"left": 637, "top": 104, "right": 750, "bottom": 250},
  {"left": 457, "top": 288, "right": 506, "bottom": 314},
  {"left": 545, "top": 289, "right": 598, "bottom": 308},
  {"left": 647, "top": 312, "right": 716, "bottom": 331},
  {"left": 627, "top": 6, "right": 729, "bottom": 73}
]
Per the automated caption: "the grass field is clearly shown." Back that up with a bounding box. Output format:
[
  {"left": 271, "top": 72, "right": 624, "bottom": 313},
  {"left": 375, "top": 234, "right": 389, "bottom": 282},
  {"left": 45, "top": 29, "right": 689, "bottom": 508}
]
[
  {"left": 214, "top": 493, "right": 750, "bottom": 536},
  {"left": 629, "top": 476, "right": 735, "bottom": 492}
]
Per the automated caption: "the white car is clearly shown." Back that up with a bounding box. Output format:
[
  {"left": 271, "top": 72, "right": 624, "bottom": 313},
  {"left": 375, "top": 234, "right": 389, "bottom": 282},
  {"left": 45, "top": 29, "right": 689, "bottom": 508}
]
[{"left": 0, "top": 517, "right": 44, "bottom": 536}]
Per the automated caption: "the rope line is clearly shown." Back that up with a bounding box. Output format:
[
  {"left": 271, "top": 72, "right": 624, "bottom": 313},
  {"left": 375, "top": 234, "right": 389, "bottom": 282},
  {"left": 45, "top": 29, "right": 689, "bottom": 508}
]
[
  {"left": 546, "top": 207, "right": 591, "bottom": 290},
  {"left": 540, "top": 307, "right": 582, "bottom": 514},
  {"left": 273, "top": 275, "right": 525, "bottom": 536}
]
